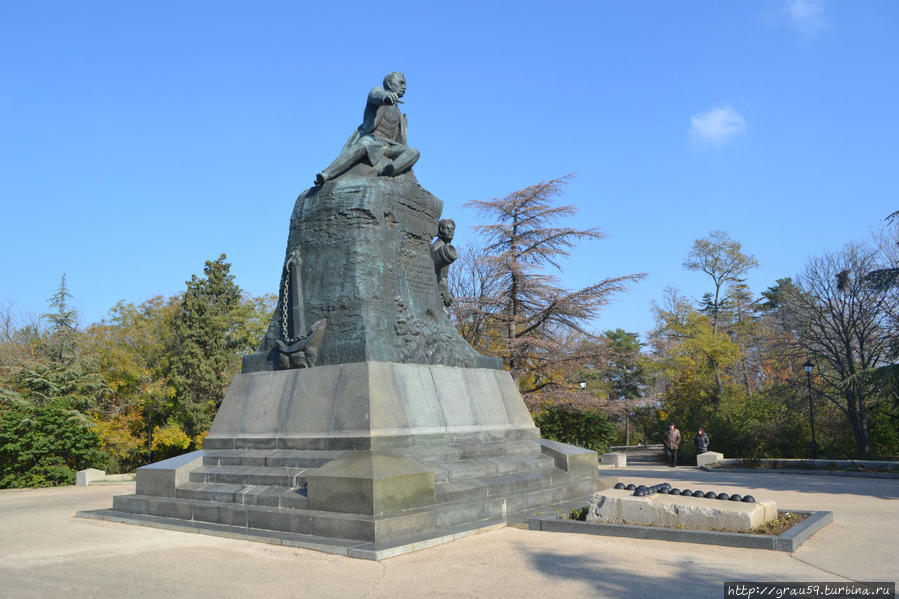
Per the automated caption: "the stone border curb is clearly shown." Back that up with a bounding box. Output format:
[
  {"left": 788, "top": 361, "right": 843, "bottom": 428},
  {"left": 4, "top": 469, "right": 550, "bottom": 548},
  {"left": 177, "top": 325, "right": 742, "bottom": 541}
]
[
  {"left": 528, "top": 509, "right": 833, "bottom": 552},
  {"left": 76, "top": 508, "right": 505, "bottom": 561},
  {"left": 701, "top": 466, "right": 899, "bottom": 479}
]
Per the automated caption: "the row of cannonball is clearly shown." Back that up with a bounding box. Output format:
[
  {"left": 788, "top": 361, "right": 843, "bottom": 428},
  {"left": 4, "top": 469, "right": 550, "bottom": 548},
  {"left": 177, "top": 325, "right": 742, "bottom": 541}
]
[{"left": 614, "top": 482, "right": 756, "bottom": 503}]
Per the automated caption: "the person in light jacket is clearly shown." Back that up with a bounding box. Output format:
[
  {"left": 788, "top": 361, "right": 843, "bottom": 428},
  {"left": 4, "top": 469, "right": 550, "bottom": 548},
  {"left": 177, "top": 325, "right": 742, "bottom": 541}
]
[{"left": 662, "top": 423, "right": 681, "bottom": 467}]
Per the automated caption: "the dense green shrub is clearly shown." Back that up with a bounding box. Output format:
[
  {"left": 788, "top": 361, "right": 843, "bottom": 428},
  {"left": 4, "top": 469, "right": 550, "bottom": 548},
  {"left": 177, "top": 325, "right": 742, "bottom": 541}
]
[
  {"left": 534, "top": 405, "right": 616, "bottom": 453},
  {"left": 0, "top": 397, "right": 106, "bottom": 488}
]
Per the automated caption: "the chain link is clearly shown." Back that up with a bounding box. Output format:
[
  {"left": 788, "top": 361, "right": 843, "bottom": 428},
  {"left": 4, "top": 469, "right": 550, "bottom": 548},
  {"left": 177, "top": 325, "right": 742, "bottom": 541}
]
[{"left": 280, "top": 257, "right": 303, "bottom": 344}]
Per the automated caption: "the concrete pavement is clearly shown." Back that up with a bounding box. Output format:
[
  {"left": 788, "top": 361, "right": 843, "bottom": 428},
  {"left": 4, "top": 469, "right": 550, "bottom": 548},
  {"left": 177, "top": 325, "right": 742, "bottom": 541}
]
[{"left": 1, "top": 466, "right": 896, "bottom": 599}]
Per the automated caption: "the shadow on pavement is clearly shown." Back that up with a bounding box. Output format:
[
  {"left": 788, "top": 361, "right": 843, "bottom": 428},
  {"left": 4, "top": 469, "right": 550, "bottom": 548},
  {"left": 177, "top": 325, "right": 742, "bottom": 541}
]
[{"left": 521, "top": 546, "right": 766, "bottom": 599}]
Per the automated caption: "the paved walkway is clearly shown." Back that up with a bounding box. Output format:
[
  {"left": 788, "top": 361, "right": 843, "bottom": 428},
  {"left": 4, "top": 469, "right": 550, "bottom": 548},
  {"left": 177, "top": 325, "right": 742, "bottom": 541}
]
[{"left": 1, "top": 467, "right": 896, "bottom": 599}]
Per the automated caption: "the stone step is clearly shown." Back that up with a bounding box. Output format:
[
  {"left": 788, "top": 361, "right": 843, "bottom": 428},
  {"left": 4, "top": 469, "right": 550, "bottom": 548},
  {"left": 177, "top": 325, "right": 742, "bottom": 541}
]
[
  {"left": 458, "top": 439, "right": 543, "bottom": 460},
  {"left": 626, "top": 452, "right": 666, "bottom": 464},
  {"left": 197, "top": 447, "right": 555, "bottom": 488},
  {"left": 428, "top": 454, "right": 556, "bottom": 483},
  {"left": 399, "top": 439, "right": 542, "bottom": 462},
  {"left": 188, "top": 465, "right": 310, "bottom": 487},
  {"left": 114, "top": 467, "right": 599, "bottom": 544},
  {"left": 112, "top": 494, "right": 438, "bottom": 543},
  {"left": 175, "top": 482, "right": 308, "bottom": 509},
  {"left": 436, "top": 470, "right": 552, "bottom": 503},
  {"left": 431, "top": 475, "right": 600, "bottom": 529},
  {"left": 202, "top": 449, "right": 344, "bottom": 468}
]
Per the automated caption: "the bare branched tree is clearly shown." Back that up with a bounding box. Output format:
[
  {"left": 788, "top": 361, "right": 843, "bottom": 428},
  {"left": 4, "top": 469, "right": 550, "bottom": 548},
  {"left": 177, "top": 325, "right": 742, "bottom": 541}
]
[
  {"left": 0, "top": 303, "right": 44, "bottom": 369},
  {"left": 776, "top": 242, "right": 893, "bottom": 456},
  {"left": 446, "top": 243, "right": 505, "bottom": 352}
]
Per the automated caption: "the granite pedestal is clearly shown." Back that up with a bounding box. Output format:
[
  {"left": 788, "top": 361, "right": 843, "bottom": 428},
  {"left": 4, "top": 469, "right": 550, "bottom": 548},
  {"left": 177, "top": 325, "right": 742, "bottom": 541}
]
[{"left": 103, "top": 363, "right": 612, "bottom": 557}]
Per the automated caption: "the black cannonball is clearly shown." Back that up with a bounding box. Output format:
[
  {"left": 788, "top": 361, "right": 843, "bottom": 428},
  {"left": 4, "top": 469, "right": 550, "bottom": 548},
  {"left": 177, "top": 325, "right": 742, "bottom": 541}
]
[
  {"left": 625, "top": 483, "right": 636, "bottom": 490},
  {"left": 661, "top": 483, "right": 672, "bottom": 490},
  {"left": 742, "top": 495, "right": 756, "bottom": 503},
  {"left": 614, "top": 482, "right": 625, "bottom": 489},
  {"left": 692, "top": 490, "right": 705, "bottom": 497},
  {"left": 729, "top": 494, "right": 742, "bottom": 501},
  {"left": 658, "top": 487, "right": 670, "bottom": 494},
  {"left": 634, "top": 488, "right": 648, "bottom": 496},
  {"left": 681, "top": 489, "right": 692, "bottom": 496},
  {"left": 636, "top": 485, "right": 647, "bottom": 491},
  {"left": 717, "top": 492, "right": 730, "bottom": 500},
  {"left": 705, "top": 491, "right": 717, "bottom": 499},
  {"left": 669, "top": 488, "right": 681, "bottom": 495}
]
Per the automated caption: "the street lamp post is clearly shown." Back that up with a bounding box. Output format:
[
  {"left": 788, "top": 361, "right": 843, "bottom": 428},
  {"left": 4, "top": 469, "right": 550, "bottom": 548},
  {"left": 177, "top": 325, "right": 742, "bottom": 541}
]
[
  {"left": 803, "top": 361, "right": 818, "bottom": 460},
  {"left": 147, "top": 407, "right": 153, "bottom": 463},
  {"left": 624, "top": 408, "right": 630, "bottom": 447}
]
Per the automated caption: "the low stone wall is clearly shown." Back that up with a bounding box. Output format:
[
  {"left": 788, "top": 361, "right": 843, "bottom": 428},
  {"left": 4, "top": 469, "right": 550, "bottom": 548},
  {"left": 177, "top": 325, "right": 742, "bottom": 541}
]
[
  {"left": 76, "top": 469, "right": 136, "bottom": 486},
  {"left": 600, "top": 452, "right": 626, "bottom": 467},
  {"left": 607, "top": 445, "right": 665, "bottom": 465},
  {"left": 718, "top": 458, "right": 897, "bottom": 470},
  {"left": 708, "top": 458, "right": 899, "bottom": 479}
]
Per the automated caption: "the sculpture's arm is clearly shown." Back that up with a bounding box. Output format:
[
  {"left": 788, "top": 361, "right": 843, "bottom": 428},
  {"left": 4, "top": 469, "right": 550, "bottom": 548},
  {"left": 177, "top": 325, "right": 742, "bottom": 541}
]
[{"left": 368, "top": 86, "right": 399, "bottom": 106}]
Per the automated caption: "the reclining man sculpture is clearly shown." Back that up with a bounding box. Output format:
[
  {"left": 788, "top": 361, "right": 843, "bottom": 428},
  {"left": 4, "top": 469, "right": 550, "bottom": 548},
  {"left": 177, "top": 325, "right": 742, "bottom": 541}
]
[{"left": 314, "top": 71, "right": 420, "bottom": 185}]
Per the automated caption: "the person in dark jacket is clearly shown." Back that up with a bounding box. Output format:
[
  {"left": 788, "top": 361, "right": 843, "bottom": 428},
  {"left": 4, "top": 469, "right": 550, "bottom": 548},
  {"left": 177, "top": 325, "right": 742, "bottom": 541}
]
[
  {"left": 694, "top": 428, "right": 710, "bottom": 455},
  {"left": 662, "top": 423, "right": 681, "bottom": 467}
]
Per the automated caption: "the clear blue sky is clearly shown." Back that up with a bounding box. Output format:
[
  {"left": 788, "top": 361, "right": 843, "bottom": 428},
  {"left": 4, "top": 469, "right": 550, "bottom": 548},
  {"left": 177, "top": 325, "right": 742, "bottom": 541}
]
[{"left": 1, "top": 1, "right": 896, "bottom": 341}]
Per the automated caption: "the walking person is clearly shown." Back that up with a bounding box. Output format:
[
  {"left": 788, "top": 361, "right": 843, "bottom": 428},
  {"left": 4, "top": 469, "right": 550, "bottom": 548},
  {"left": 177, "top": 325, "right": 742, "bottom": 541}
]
[{"left": 663, "top": 423, "right": 681, "bottom": 467}]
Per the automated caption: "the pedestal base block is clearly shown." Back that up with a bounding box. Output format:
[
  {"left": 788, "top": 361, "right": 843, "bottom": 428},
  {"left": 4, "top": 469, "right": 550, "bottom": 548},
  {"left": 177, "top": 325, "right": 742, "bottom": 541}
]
[{"left": 306, "top": 450, "right": 436, "bottom": 516}]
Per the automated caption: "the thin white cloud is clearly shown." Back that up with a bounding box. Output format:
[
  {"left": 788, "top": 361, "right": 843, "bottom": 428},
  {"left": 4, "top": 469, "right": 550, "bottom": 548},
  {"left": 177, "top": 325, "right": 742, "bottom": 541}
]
[
  {"left": 690, "top": 106, "right": 746, "bottom": 146},
  {"left": 782, "top": 0, "right": 827, "bottom": 38}
]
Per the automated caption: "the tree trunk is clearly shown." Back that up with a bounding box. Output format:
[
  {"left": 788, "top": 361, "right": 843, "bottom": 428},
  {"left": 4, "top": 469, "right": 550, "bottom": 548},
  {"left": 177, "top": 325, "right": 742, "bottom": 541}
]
[
  {"left": 845, "top": 390, "right": 870, "bottom": 457},
  {"left": 711, "top": 284, "right": 723, "bottom": 397},
  {"left": 625, "top": 411, "right": 630, "bottom": 446}
]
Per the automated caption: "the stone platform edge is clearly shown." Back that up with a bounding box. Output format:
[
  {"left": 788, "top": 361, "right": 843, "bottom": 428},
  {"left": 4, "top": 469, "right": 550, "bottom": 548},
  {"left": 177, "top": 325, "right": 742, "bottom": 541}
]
[
  {"left": 76, "top": 508, "right": 506, "bottom": 561},
  {"left": 76, "top": 493, "right": 597, "bottom": 560},
  {"left": 700, "top": 465, "right": 899, "bottom": 479},
  {"left": 528, "top": 509, "right": 833, "bottom": 552}
]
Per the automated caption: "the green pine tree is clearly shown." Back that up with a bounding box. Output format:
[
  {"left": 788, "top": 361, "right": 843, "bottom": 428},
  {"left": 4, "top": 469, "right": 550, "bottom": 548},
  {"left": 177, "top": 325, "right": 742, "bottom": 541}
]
[
  {"left": 42, "top": 274, "right": 78, "bottom": 364},
  {"left": 168, "top": 255, "right": 249, "bottom": 438}
]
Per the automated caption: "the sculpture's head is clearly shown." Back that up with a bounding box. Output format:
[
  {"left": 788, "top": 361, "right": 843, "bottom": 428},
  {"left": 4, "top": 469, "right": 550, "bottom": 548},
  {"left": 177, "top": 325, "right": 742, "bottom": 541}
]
[
  {"left": 437, "top": 218, "right": 455, "bottom": 242},
  {"left": 383, "top": 72, "right": 406, "bottom": 98}
]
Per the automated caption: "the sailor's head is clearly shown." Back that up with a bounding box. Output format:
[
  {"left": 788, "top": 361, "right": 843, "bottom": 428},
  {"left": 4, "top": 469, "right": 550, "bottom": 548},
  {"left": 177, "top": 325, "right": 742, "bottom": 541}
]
[
  {"left": 384, "top": 72, "right": 406, "bottom": 97},
  {"left": 438, "top": 218, "right": 455, "bottom": 241}
]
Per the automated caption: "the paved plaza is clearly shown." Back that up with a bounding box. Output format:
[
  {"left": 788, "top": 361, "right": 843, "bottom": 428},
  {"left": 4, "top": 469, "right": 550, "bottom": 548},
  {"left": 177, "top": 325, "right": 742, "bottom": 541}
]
[{"left": 1, "top": 466, "right": 896, "bottom": 599}]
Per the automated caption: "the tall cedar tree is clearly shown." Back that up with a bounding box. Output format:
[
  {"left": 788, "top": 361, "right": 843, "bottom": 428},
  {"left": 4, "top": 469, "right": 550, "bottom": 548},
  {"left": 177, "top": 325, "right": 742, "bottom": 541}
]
[
  {"left": 168, "top": 255, "right": 246, "bottom": 437},
  {"left": 43, "top": 274, "right": 78, "bottom": 364},
  {"left": 464, "top": 175, "right": 645, "bottom": 406}
]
